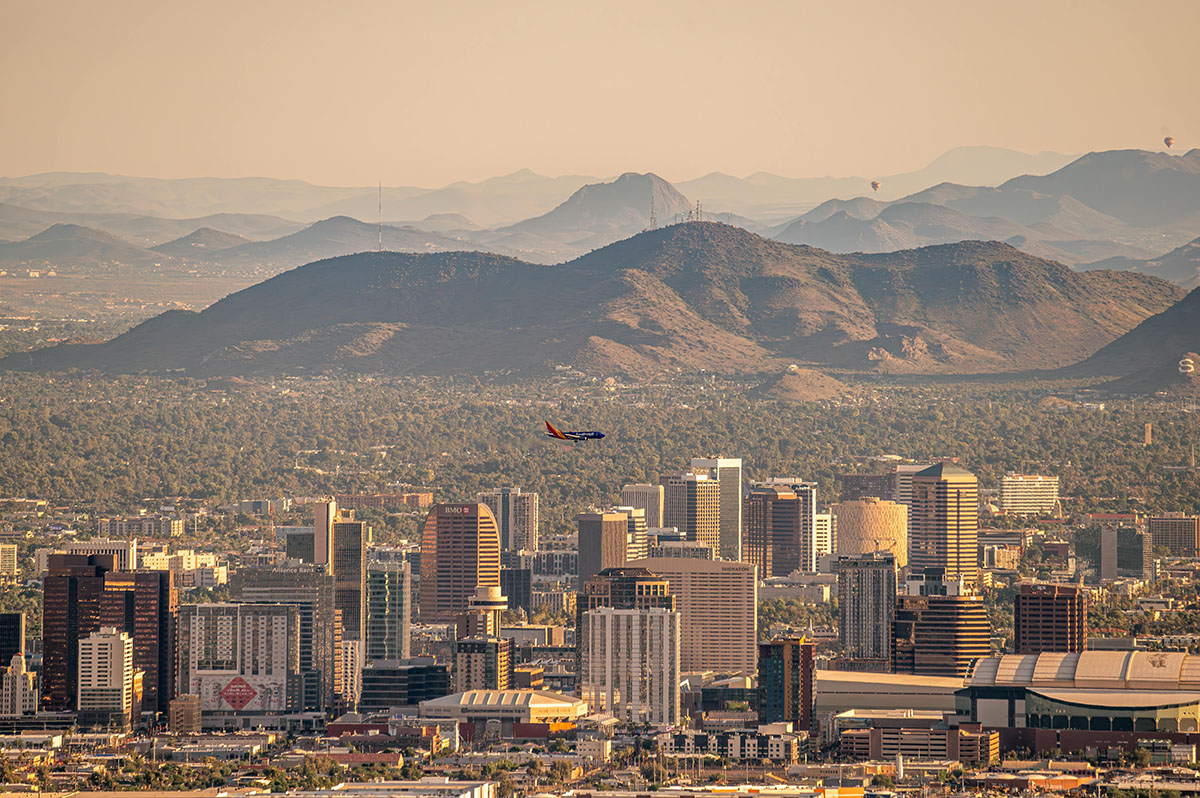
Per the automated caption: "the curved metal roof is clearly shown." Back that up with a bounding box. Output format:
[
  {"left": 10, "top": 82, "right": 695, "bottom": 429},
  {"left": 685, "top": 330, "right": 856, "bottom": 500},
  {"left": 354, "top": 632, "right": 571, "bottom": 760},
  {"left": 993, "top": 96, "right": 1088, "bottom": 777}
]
[{"left": 972, "top": 651, "right": 1200, "bottom": 691}]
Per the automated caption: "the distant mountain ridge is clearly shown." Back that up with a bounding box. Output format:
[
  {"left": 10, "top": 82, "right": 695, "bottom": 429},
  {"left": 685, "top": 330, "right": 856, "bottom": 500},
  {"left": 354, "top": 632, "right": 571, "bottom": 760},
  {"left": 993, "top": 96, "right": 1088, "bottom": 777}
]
[{"left": 2, "top": 223, "right": 1182, "bottom": 378}]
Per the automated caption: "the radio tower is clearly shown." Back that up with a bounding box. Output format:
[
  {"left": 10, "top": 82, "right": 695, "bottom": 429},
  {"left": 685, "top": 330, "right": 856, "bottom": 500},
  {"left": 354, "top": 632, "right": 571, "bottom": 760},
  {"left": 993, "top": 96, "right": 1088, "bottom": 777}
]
[
  {"left": 648, "top": 196, "right": 657, "bottom": 230},
  {"left": 378, "top": 181, "right": 383, "bottom": 252}
]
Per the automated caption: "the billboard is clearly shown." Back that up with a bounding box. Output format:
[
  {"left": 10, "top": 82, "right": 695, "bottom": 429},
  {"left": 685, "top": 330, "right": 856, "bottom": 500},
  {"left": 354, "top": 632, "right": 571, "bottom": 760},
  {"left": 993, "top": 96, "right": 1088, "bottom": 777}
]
[{"left": 192, "top": 673, "right": 290, "bottom": 712}]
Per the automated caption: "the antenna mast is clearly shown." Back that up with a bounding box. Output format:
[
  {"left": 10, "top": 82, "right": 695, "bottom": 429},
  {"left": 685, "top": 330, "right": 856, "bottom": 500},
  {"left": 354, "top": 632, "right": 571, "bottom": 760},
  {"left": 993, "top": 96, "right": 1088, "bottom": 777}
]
[
  {"left": 378, "top": 181, "right": 383, "bottom": 252},
  {"left": 648, "top": 196, "right": 657, "bottom": 230}
]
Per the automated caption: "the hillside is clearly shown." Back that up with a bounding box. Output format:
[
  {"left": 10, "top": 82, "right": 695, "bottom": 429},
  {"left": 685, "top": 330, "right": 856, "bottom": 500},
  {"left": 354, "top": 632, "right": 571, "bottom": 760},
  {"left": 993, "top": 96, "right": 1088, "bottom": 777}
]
[
  {"left": 506, "top": 172, "right": 692, "bottom": 237},
  {"left": 1066, "top": 288, "right": 1200, "bottom": 385},
  {"left": 0, "top": 224, "right": 175, "bottom": 269},
  {"left": 0, "top": 223, "right": 1184, "bottom": 378},
  {"left": 152, "top": 227, "right": 251, "bottom": 257},
  {"left": 1083, "top": 236, "right": 1200, "bottom": 290}
]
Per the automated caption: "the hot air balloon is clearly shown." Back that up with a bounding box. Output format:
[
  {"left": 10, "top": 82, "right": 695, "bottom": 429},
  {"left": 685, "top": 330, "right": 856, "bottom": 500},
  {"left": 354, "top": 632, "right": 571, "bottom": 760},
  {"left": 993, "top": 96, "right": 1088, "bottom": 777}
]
[
  {"left": 870, "top": 180, "right": 881, "bottom": 192},
  {"left": 1165, "top": 136, "right": 1175, "bottom": 148}
]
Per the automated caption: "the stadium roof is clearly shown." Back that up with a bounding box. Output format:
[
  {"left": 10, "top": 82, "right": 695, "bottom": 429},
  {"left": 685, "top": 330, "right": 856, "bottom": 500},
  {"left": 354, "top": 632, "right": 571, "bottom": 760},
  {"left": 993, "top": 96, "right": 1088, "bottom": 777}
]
[{"left": 970, "top": 652, "right": 1200, "bottom": 691}]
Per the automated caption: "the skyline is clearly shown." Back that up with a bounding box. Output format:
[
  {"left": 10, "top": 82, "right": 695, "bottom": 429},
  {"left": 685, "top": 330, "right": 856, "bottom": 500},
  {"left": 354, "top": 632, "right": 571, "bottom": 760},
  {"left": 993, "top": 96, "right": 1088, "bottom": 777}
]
[{"left": 3, "top": 1, "right": 1198, "bottom": 186}]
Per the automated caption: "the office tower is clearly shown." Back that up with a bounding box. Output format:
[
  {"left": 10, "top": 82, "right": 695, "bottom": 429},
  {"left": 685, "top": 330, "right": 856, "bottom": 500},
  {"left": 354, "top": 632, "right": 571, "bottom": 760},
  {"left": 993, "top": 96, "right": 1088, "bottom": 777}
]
[
  {"left": 690, "top": 457, "right": 743, "bottom": 561},
  {"left": 581, "top": 567, "right": 675, "bottom": 613},
  {"left": 477, "top": 488, "right": 539, "bottom": 552},
  {"left": 833, "top": 498, "right": 908, "bottom": 567},
  {"left": 42, "top": 554, "right": 114, "bottom": 711},
  {"left": 1101, "top": 526, "right": 1155, "bottom": 582},
  {"left": 838, "top": 473, "right": 894, "bottom": 503},
  {"left": 332, "top": 516, "right": 368, "bottom": 643},
  {"left": 577, "top": 511, "right": 632, "bottom": 586},
  {"left": 758, "top": 637, "right": 815, "bottom": 730},
  {"left": 663, "top": 473, "right": 721, "bottom": 555},
  {"left": 340, "top": 639, "right": 364, "bottom": 710},
  {"left": 622, "top": 484, "right": 665, "bottom": 528},
  {"left": 458, "top": 585, "right": 508, "bottom": 638},
  {"left": 313, "top": 499, "right": 338, "bottom": 566},
  {"left": 999, "top": 474, "right": 1061, "bottom": 516},
  {"left": 814, "top": 512, "right": 834, "bottom": 561},
  {"left": 499, "top": 567, "right": 532, "bottom": 615},
  {"left": 630, "top": 557, "right": 757, "bottom": 674},
  {"left": 284, "top": 527, "right": 316, "bottom": 563},
  {"left": 359, "top": 658, "right": 452, "bottom": 712},
  {"left": 0, "top": 613, "right": 24, "bottom": 665},
  {"left": 892, "top": 569, "right": 990, "bottom": 678},
  {"left": 613, "top": 506, "right": 650, "bottom": 563},
  {"left": 891, "top": 464, "right": 930, "bottom": 507},
  {"left": 651, "top": 540, "right": 715, "bottom": 560},
  {"left": 1148, "top": 514, "right": 1200, "bottom": 557},
  {"left": 837, "top": 553, "right": 897, "bottom": 671},
  {"left": 419, "top": 503, "right": 501, "bottom": 623},
  {"left": 581, "top": 607, "right": 680, "bottom": 725},
  {"left": 743, "top": 484, "right": 800, "bottom": 577},
  {"left": 233, "top": 566, "right": 339, "bottom": 713},
  {"left": 366, "top": 561, "right": 411, "bottom": 662},
  {"left": 0, "top": 544, "right": 16, "bottom": 576},
  {"left": 77, "top": 627, "right": 136, "bottom": 729},
  {"left": 1014, "top": 583, "right": 1087, "bottom": 654},
  {"left": 61, "top": 538, "right": 138, "bottom": 571},
  {"left": 910, "top": 464, "right": 980, "bottom": 588},
  {"left": 177, "top": 603, "right": 301, "bottom": 718},
  {"left": 454, "top": 637, "right": 512, "bottom": 691},
  {"left": 99, "top": 570, "right": 176, "bottom": 715},
  {"left": 1, "top": 654, "right": 38, "bottom": 717}
]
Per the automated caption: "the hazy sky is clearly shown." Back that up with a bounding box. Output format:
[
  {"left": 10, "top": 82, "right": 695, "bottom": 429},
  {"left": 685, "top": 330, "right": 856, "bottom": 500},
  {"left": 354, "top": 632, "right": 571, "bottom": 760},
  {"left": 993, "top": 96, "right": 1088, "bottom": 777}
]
[{"left": 3, "top": 0, "right": 1197, "bottom": 187}]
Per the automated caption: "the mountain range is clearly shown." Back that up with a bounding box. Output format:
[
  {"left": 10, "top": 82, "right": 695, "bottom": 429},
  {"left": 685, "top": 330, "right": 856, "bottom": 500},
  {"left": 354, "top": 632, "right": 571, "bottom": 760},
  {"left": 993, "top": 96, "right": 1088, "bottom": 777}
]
[{"left": 2, "top": 223, "right": 1184, "bottom": 379}]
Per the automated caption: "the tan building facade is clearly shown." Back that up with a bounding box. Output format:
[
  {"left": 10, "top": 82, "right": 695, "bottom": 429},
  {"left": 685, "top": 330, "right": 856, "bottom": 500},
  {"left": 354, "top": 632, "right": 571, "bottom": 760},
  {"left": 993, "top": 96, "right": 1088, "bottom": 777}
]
[
  {"left": 910, "top": 464, "right": 979, "bottom": 587},
  {"left": 832, "top": 498, "right": 908, "bottom": 568},
  {"left": 419, "top": 504, "right": 501, "bottom": 623}
]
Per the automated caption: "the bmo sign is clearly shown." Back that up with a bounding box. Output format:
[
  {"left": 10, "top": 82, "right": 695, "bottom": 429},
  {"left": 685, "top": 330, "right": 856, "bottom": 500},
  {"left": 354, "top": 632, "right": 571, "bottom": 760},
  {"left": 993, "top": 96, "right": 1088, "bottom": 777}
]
[{"left": 442, "top": 505, "right": 475, "bottom": 515}]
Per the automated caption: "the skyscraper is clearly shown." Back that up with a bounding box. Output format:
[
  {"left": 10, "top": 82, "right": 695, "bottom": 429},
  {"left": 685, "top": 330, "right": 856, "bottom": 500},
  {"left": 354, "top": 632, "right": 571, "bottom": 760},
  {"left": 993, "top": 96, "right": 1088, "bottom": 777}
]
[
  {"left": 1148, "top": 514, "right": 1200, "bottom": 557},
  {"left": 663, "top": 473, "right": 721, "bottom": 555},
  {"left": 42, "top": 554, "right": 114, "bottom": 711},
  {"left": 814, "top": 512, "right": 835, "bottom": 563},
  {"left": 837, "top": 552, "right": 897, "bottom": 671},
  {"left": 577, "top": 511, "right": 632, "bottom": 586},
  {"left": 758, "top": 637, "right": 815, "bottom": 730},
  {"left": 999, "top": 474, "right": 1061, "bottom": 516},
  {"left": 454, "top": 637, "right": 512, "bottom": 691},
  {"left": 1014, "top": 583, "right": 1087, "bottom": 654},
  {"left": 613, "top": 506, "right": 650, "bottom": 563},
  {"left": 581, "top": 567, "right": 675, "bottom": 613},
  {"left": 893, "top": 569, "right": 989, "bottom": 678},
  {"left": 910, "top": 464, "right": 979, "bottom": 587},
  {"left": 0, "top": 613, "right": 25, "bottom": 665},
  {"left": 691, "top": 457, "right": 743, "bottom": 561},
  {"left": 621, "top": 483, "right": 665, "bottom": 528},
  {"left": 630, "top": 557, "right": 757, "bottom": 674},
  {"left": 581, "top": 607, "right": 680, "bottom": 725},
  {"left": 77, "top": 626, "right": 136, "bottom": 730},
  {"left": 891, "top": 464, "right": 930, "bottom": 507},
  {"left": 419, "top": 503, "right": 501, "bottom": 623},
  {"left": 747, "top": 479, "right": 818, "bottom": 572},
  {"left": 100, "top": 569, "right": 177, "bottom": 715},
  {"left": 366, "top": 561, "right": 411, "bottom": 661},
  {"left": 331, "top": 516, "right": 368, "bottom": 643},
  {"left": 832, "top": 498, "right": 908, "bottom": 568},
  {"left": 1, "top": 653, "right": 37, "bottom": 717},
  {"left": 313, "top": 499, "right": 338, "bottom": 567},
  {"left": 477, "top": 487, "right": 539, "bottom": 552}
]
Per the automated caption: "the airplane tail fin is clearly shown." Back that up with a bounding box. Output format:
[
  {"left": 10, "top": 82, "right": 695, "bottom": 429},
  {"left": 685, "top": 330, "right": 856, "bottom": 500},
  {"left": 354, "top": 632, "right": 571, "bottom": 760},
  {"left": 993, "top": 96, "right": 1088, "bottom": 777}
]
[{"left": 545, "top": 421, "right": 568, "bottom": 439}]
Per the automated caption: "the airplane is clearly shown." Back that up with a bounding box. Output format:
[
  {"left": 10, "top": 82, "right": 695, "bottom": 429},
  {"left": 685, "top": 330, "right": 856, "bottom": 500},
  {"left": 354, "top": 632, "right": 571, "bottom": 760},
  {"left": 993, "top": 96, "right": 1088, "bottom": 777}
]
[{"left": 544, "top": 420, "right": 606, "bottom": 441}]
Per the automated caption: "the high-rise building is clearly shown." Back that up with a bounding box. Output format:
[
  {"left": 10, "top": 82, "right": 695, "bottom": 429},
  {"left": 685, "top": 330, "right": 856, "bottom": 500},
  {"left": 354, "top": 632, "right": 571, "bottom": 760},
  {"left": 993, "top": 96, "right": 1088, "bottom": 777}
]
[
  {"left": 1101, "top": 526, "right": 1154, "bottom": 582},
  {"left": 477, "top": 488, "right": 539, "bottom": 552},
  {"left": 332, "top": 516, "right": 368, "bottom": 643},
  {"left": 313, "top": 499, "right": 338, "bottom": 567},
  {"left": 891, "top": 464, "right": 931, "bottom": 507},
  {"left": 458, "top": 585, "right": 508, "bottom": 639},
  {"left": 41, "top": 554, "right": 114, "bottom": 711},
  {"left": 832, "top": 498, "right": 908, "bottom": 568},
  {"left": 837, "top": 553, "right": 897, "bottom": 671},
  {"left": 359, "top": 658, "right": 452, "bottom": 713},
  {"left": 622, "top": 484, "right": 665, "bottom": 528},
  {"left": 367, "top": 561, "right": 411, "bottom": 662},
  {"left": 690, "top": 458, "right": 743, "bottom": 561},
  {"left": 581, "top": 567, "right": 675, "bottom": 613},
  {"left": 60, "top": 539, "right": 138, "bottom": 571},
  {"left": 0, "top": 544, "right": 16, "bottom": 576},
  {"left": 99, "top": 569, "right": 177, "bottom": 715},
  {"left": 177, "top": 603, "right": 301, "bottom": 721},
  {"left": 168, "top": 694, "right": 201, "bottom": 734},
  {"left": 629, "top": 557, "right": 757, "bottom": 675},
  {"left": 577, "top": 511, "right": 633, "bottom": 586},
  {"left": 1014, "top": 583, "right": 1087, "bottom": 654},
  {"left": 893, "top": 569, "right": 989, "bottom": 678},
  {"left": 814, "top": 512, "right": 835, "bottom": 562},
  {"left": 454, "top": 637, "right": 512, "bottom": 691},
  {"left": 758, "top": 637, "right": 815, "bottom": 731},
  {"left": 663, "top": 473, "right": 721, "bottom": 556},
  {"left": 1148, "top": 514, "right": 1200, "bottom": 558},
  {"left": 0, "top": 613, "right": 25, "bottom": 665},
  {"left": 1, "top": 653, "right": 38, "bottom": 717},
  {"left": 284, "top": 527, "right": 316, "bottom": 563},
  {"left": 747, "top": 479, "right": 819, "bottom": 572},
  {"left": 499, "top": 567, "right": 532, "bottom": 614},
  {"left": 233, "top": 565, "right": 339, "bottom": 713},
  {"left": 910, "top": 464, "right": 979, "bottom": 588},
  {"left": 999, "top": 474, "right": 1061, "bottom": 516},
  {"left": 340, "top": 639, "right": 364, "bottom": 711},
  {"left": 77, "top": 626, "right": 136, "bottom": 730},
  {"left": 581, "top": 607, "right": 680, "bottom": 725},
  {"left": 839, "top": 473, "right": 894, "bottom": 503},
  {"left": 613, "top": 506, "right": 650, "bottom": 563},
  {"left": 419, "top": 503, "right": 501, "bottom": 623}
]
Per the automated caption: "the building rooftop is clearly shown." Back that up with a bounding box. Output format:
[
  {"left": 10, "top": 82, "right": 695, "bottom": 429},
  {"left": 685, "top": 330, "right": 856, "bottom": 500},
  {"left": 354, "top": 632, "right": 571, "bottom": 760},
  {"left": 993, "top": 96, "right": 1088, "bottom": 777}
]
[
  {"left": 970, "top": 651, "right": 1200, "bottom": 691},
  {"left": 419, "top": 689, "right": 585, "bottom": 711}
]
